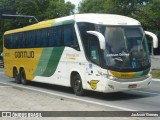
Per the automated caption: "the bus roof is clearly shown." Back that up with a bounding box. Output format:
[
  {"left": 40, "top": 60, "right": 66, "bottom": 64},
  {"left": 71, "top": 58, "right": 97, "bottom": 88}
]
[{"left": 4, "top": 13, "right": 141, "bottom": 35}]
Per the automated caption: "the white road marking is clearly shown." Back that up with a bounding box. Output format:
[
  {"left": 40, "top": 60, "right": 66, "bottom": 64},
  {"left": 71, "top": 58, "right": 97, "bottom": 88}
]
[
  {"left": 0, "top": 86, "right": 12, "bottom": 88},
  {"left": 153, "top": 79, "right": 160, "bottom": 81},
  {"left": 132, "top": 90, "right": 160, "bottom": 96},
  {"left": 0, "top": 81, "right": 136, "bottom": 111}
]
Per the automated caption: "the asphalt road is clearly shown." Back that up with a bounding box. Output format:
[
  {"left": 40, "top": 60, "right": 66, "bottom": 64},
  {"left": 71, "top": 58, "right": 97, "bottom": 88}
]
[{"left": 0, "top": 68, "right": 160, "bottom": 113}]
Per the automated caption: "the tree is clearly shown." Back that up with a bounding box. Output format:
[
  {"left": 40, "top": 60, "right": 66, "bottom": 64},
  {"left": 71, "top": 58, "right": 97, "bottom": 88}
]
[
  {"left": 79, "top": 0, "right": 149, "bottom": 16},
  {"left": 36, "top": 0, "right": 50, "bottom": 20},
  {"left": 133, "top": 0, "right": 160, "bottom": 31},
  {"left": 78, "top": 0, "right": 160, "bottom": 53},
  {"left": 132, "top": 0, "right": 160, "bottom": 54},
  {"left": 78, "top": 0, "right": 106, "bottom": 13},
  {"left": 14, "top": 0, "right": 40, "bottom": 26},
  {"left": 0, "top": 0, "right": 75, "bottom": 52},
  {"left": 45, "top": 0, "right": 75, "bottom": 19}
]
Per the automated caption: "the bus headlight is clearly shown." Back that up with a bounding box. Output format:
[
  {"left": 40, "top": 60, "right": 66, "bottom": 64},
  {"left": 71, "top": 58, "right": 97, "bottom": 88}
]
[
  {"left": 107, "top": 75, "right": 117, "bottom": 80},
  {"left": 97, "top": 71, "right": 117, "bottom": 80}
]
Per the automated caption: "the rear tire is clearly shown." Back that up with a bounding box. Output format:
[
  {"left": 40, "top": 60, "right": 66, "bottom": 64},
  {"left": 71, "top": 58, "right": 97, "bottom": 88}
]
[
  {"left": 72, "top": 74, "right": 85, "bottom": 96},
  {"left": 13, "top": 68, "right": 21, "bottom": 84},
  {"left": 20, "top": 69, "right": 28, "bottom": 85}
]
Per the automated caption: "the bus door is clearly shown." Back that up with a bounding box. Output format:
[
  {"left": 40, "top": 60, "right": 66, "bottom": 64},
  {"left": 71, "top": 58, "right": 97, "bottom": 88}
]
[{"left": 85, "top": 35, "right": 102, "bottom": 90}]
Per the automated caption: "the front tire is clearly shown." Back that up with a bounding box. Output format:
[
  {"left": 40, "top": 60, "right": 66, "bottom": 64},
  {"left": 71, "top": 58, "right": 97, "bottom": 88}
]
[{"left": 72, "top": 74, "right": 85, "bottom": 96}]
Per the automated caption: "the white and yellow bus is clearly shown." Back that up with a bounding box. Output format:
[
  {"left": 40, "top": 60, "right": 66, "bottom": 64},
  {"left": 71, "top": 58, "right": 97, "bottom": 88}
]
[{"left": 3, "top": 14, "right": 158, "bottom": 95}]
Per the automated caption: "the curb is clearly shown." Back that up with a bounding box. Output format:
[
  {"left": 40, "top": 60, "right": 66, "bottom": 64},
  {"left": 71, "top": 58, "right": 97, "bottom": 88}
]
[{"left": 152, "top": 79, "right": 160, "bottom": 81}]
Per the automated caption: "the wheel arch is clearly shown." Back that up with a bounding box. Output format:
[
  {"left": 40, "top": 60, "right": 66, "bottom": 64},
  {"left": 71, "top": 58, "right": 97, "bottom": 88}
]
[
  {"left": 19, "top": 67, "right": 24, "bottom": 72},
  {"left": 13, "top": 66, "right": 18, "bottom": 78},
  {"left": 70, "top": 71, "right": 79, "bottom": 87},
  {"left": 70, "top": 70, "right": 85, "bottom": 87}
]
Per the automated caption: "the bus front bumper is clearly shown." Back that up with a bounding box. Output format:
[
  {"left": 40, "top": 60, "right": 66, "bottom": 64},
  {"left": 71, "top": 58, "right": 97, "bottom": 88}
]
[{"left": 102, "top": 75, "right": 152, "bottom": 93}]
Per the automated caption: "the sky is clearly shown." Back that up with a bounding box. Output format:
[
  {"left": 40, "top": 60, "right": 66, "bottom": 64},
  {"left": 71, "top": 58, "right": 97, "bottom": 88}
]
[{"left": 65, "top": 0, "right": 82, "bottom": 12}]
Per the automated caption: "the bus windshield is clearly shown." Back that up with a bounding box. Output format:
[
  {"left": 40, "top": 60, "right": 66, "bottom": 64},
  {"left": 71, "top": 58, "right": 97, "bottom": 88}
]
[{"left": 99, "top": 26, "right": 150, "bottom": 72}]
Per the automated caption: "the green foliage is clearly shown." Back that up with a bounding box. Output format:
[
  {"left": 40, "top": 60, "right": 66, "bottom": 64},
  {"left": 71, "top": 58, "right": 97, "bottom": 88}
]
[
  {"left": 79, "top": 0, "right": 106, "bottom": 13},
  {"left": 132, "top": 0, "right": 160, "bottom": 46},
  {"left": 0, "top": 0, "right": 75, "bottom": 52},
  {"left": 79, "top": 0, "right": 149, "bottom": 15},
  {"left": 151, "top": 70, "right": 160, "bottom": 79},
  {"left": 0, "top": 0, "right": 160, "bottom": 52},
  {"left": 133, "top": 0, "right": 160, "bottom": 30},
  {"left": 79, "top": 0, "right": 160, "bottom": 47},
  {"left": 45, "top": 0, "right": 75, "bottom": 19},
  {"left": 0, "top": 0, "right": 75, "bottom": 28}
]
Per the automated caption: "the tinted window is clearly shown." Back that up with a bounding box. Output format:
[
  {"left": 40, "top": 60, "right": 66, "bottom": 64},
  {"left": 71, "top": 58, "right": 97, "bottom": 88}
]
[
  {"left": 89, "top": 39, "right": 100, "bottom": 65},
  {"left": 77, "top": 22, "right": 95, "bottom": 57},
  {"left": 48, "top": 28, "right": 55, "bottom": 47},
  {"left": 18, "top": 33, "right": 24, "bottom": 48},
  {"left": 26, "top": 31, "right": 36, "bottom": 48},
  {"left": 4, "top": 23, "right": 79, "bottom": 50},
  {"left": 41, "top": 29, "right": 48, "bottom": 47},
  {"left": 64, "top": 25, "right": 72, "bottom": 46},
  {"left": 63, "top": 24, "right": 79, "bottom": 50},
  {"left": 55, "top": 27, "right": 62, "bottom": 46}
]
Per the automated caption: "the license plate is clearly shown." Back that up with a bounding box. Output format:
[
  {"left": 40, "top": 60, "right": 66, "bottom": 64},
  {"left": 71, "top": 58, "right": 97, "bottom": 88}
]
[{"left": 128, "top": 84, "right": 137, "bottom": 88}]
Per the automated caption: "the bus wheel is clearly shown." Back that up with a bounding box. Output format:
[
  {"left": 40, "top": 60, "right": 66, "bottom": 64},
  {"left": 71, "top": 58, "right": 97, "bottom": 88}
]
[
  {"left": 20, "top": 69, "right": 28, "bottom": 85},
  {"left": 13, "top": 68, "right": 21, "bottom": 84},
  {"left": 72, "top": 74, "right": 85, "bottom": 96}
]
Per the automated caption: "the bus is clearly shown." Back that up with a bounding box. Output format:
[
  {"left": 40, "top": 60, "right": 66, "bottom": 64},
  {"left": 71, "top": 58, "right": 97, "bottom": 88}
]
[{"left": 3, "top": 14, "right": 158, "bottom": 96}]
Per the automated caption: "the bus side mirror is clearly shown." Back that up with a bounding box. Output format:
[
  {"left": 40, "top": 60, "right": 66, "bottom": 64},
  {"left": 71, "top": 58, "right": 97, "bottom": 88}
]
[
  {"left": 145, "top": 31, "right": 158, "bottom": 48},
  {"left": 87, "top": 31, "right": 105, "bottom": 50}
]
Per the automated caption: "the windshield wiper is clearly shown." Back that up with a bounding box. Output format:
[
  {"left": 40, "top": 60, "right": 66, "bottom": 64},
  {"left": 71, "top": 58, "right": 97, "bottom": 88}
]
[{"left": 112, "top": 57, "right": 123, "bottom": 62}]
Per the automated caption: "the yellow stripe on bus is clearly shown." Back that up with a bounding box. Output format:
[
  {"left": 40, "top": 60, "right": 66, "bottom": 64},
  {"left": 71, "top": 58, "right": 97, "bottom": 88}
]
[{"left": 4, "top": 48, "right": 43, "bottom": 80}]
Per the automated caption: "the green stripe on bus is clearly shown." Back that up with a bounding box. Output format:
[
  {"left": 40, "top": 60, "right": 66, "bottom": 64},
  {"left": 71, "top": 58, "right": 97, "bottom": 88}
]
[
  {"left": 34, "top": 47, "right": 65, "bottom": 77},
  {"left": 42, "top": 47, "right": 64, "bottom": 77},
  {"left": 134, "top": 68, "right": 150, "bottom": 77},
  {"left": 34, "top": 48, "right": 53, "bottom": 76},
  {"left": 142, "top": 68, "right": 150, "bottom": 76}
]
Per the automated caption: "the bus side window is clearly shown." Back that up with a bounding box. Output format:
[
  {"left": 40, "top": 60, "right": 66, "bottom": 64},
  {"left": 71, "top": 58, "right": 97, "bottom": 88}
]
[
  {"left": 14, "top": 34, "right": 19, "bottom": 48},
  {"left": 9, "top": 35, "right": 12, "bottom": 48},
  {"left": 18, "top": 33, "right": 24, "bottom": 48},
  {"left": 10, "top": 35, "right": 14, "bottom": 49},
  {"left": 4, "top": 35, "right": 11, "bottom": 49},
  {"left": 55, "top": 27, "right": 62, "bottom": 47},
  {"left": 48, "top": 28, "right": 55, "bottom": 47},
  {"left": 88, "top": 36, "right": 100, "bottom": 65},
  {"left": 41, "top": 29, "right": 48, "bottom": 47},
  {"left": 77, "top": 22, "right": 95, "bottom": 54},
  {"left": 36, "top": 29, "right": 47, "bottom": 47},
  {"left": 22, "top": 33, "right": 26, "bottom": 48},
  {"left": 36, "top": 30, "right": 41, "bottom": 47},
  {"left": 63, "top": 24, "right": 80, "bottom": 50},
  {"left": 64, "top": 25, "right": 72, "bottom": 47},
  {"left": 26, "top": 31, "right": 35, "bottom": 48}
]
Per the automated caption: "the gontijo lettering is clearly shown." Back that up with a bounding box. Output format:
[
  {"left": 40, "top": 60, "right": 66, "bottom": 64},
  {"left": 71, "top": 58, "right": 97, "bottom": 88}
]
[{"left": 15, "top": 51, "right": 34, "bottom": 58}]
